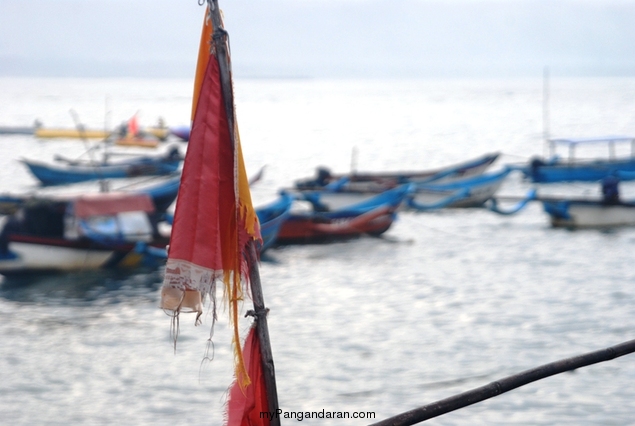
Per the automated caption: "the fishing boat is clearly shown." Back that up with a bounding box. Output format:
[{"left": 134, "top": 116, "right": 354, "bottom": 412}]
[
  {"left": 20, "top": 146, "right": 182, "bottom": 185},
  {"left": 519, "top": 136, "right": 635, "bottom": 183},
  {"left": 295, "top": 152, "right": 500, "bottom": 191},
  {"left": 0, "top": 191, "right": 171, "bottom": 275},
  {"left": 114, "top": 135, "right": 161, "bottom": 148},
  {"left": 276, "top": 204, "right": 397, "bottom": 244},
  {"left": 0, "top": 173, "right": 181, "bottom": 216},
  {"left": 297, "top": 183, "right": 413, "bottom": 213},
  {"left": 406, "top": 167, "right": 511, "bottom": 210},
  {"left": 296, "top": 168, "right": 509, "bottom": 212},
  {"left": 0, "top": 124, "right": 39, "bottom": 135},
  {"left": 32, "top": 116, "right": 171, "bottom": 141},
  {"left": 540, "top": 197, "right": 635, "bottom": 228},
  {"left": 276, "top": 184, "right": 408, "bottom": 244}
]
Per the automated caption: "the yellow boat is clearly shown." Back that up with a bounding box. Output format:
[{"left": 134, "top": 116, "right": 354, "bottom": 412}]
[
  {"left": 34, "top": 127, "right": 169, "bottom": 140},
  {"left": 35, "top": 128, "right": 111, "bottom": 139},
  {"left": 115, "top": 137, "right": 160, "bottom": 148}
]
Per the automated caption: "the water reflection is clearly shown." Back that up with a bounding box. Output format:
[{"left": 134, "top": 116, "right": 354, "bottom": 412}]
[{"left": 0, "top": 267, "right": 164, "bottom": 305}]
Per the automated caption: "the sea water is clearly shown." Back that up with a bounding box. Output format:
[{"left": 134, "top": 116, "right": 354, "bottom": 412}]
[{"left": 1, "top": 76, "right": 635, "bottom": 425}]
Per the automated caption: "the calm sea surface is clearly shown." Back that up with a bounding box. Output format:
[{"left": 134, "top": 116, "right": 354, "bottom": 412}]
[{"left": 1, "top": 76, "right": 635, "bottom": 425}]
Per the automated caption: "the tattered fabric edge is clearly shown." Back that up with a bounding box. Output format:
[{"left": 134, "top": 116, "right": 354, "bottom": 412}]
[
  {"left": 223, "top": 323, "right": 270, "bottom": 426},
  {"left": 160, "top": 258, "right": 223, "bottom": 325}
]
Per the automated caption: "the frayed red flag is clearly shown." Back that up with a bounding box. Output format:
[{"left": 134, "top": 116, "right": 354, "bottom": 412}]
[{"left": 226, "top": 326, "right": 270, "bottom": 426}]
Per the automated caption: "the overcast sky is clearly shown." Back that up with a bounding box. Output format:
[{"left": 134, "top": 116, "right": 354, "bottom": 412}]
[{"left": 1, "top": 0, "right": 634, "bottom": 79}]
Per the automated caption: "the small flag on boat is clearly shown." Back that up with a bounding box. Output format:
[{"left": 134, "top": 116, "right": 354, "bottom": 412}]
[
  {"left": 159, "top": 2, "right": 260, "bottom": 391},
  {"left": 127, "top": 114, "right": 139, "bottom": 138}
]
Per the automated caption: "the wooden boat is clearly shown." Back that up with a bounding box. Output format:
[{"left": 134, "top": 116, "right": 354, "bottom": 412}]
[
  {"left": 0, "top": 173, "right": 181, "bottom": 216},
  {"left": 35, "top": 128, "right": 110, "bottom": 139},
  {"left": 0, "top": 125, "right": 38, "bottom": 135},
  {"left": 296, "top": 168, "right": 509, "bottom": 213},
  {"left": 114, "top": 136, "right": 161, "bottom": 148},
  {"left": 276, "top": 185, "right": 408, "bottom": 244},
  {"left": 20, "top": 146, "right": 182, "bottom": 185},
  {"left": 295, "top": 152, "right": 500, "bottom": 191},
  {"left": 34, "top": 126, "right": 170, "bottom": 141},
  {"left": 255, "top": 193, "right": 294, "bottom": 253},
  {"left": 276, "top": 204, "right": 397, "bottom": 244},
  {"left": 0, "top": 191, "right": 171, "bottom": 275},
  {"left": 519, "top": 136, "right": 635, "bottom": 183},
  {"left": 297, "top": 184, "right": 413, "bottom": 213},
  {"left": 541, "top": 197, "right": 635, "bottom": 228},
  {"left": 406, "top": 167, "right": 511, "bottom": 210}
]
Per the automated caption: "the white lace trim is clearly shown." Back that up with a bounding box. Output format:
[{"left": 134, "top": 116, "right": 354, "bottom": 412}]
[{"left": 160, "top": 258, "right": 223, "bottom": 324}]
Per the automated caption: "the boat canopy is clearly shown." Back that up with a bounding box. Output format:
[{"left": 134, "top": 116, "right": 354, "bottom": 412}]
[
  {"left": 73, "top": 192, "right": 155, "bottom": 218},
  {"left": 548, "top": 136, "right": 635, "bottom": 160},
  {"left": 549, "top": 136, "right": 635, "bottom": 145}
]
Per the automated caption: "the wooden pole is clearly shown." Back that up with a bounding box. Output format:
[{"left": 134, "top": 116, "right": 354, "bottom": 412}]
[
  {"left": 248, "top": 242, "right": 281, "bottom": 426},
  {"left": 543, "top": 67, "right": 551, "bottom": 159},
  {"left": 370, "top": 339, "right": 635, "bottom": 426},
  {"left": 207, "top": 2, "right": 281, "bottom": 424}
]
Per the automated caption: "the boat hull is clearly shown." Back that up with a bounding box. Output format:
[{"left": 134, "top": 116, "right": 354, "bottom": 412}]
[
  {"left": 276, "top": 205, "right": 396, "bottom": 244},
  {"left": 115, "top": 138, "right": 160, "bottom": 148},
  {"left": 0, "top": 237, "right": 118, "bottom": 274},
  {"left": 295, "top": 153, "right": 500, "bottom": 191},
  {"left": 23, "top": 159, "right": 181, "bottom": 186},
  {"left": 543, "top": 200, "right": 635, "bottom": 228},
  {"left": 409, "top": 168, "right": 509, "bottom": 209}
]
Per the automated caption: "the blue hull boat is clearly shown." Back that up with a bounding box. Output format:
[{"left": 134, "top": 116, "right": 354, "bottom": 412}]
[
  {"left": 519, "top": 136, "right": 635, "bottom": 183},
  {"left": 295, "top": 152, "right": 500, "bottom": 191},
  {"left": 0, "top": 174, "right": 181, "bottom": 217},
  {"left": 21, "top": 147, "right": 182, "bottom": 186},
  {"left": 541, "top": 197, "right": 635, "bottom": 228},
  {"left": 297, "top": 183, "right": 413, "bottom": 213},
  {"left": 274, "top": 185, "right": 410, "bottom": 244},
  {"left": 407, "top": 168, "right": 511, "bottom": 210}
]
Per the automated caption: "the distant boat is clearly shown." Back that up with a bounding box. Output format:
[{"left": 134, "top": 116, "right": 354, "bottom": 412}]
[
  {"left": 0, "top": 173, "right": 181, "bottom": 217},
  {"left": 295, "top": 152, "right": 500, "bottom": 192},
  {"left": 276, "top": 204, "right": 398, "bottom": 245},
  {"left": 0, "top": 125, "right": 38, "bottom": 135},
  {"left": 21, "top": 146, "right": 183, "bottom": 186},
  {"left": 276, "top": 185, "right": 408, "bottom": 244},
  {"left": 541, "top": 197, "right": 635, "bottom": 228},
  {"left": 407, "top": 167, "right": 511, "bottom": 210},
  {"left": 294, "top": 168, "right": 510, "bottom": 212},
  {"left": 296, "top": 184, "right": 413, "bottom": 213},
  {"left": 519, "top": 136, "right": 635, "bottom": 183}
]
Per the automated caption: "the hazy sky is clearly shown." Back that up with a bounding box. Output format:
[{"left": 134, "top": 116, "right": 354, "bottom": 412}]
[{"left": 1, "top": 0, "right": 634, "bottom": 79}]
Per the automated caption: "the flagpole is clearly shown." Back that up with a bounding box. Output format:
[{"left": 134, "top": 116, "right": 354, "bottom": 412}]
[
  {"left": 247, "top": 242, "right": 281, "bottom": 425},
  {"left": 207, "top": 1, "right": 281, "bottom": 423}
]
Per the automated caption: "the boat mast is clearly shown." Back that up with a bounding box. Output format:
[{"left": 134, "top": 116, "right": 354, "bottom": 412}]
[
  {"left": 207, "top": 1, "right": 281, "bottom": 423},
  {"left": 543, "top": 66, "right": 551, "bottom": 158}
]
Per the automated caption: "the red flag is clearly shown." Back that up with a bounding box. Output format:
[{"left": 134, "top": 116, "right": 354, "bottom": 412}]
[
  {"left": 226, "top": 327, "right": 270, "bottom": 426},
  {"left": 160, "top": 6, "right": 260, "bottom": 388},
  {"left": 127, "top": 114, "right": 139, "bottom": 137}
]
